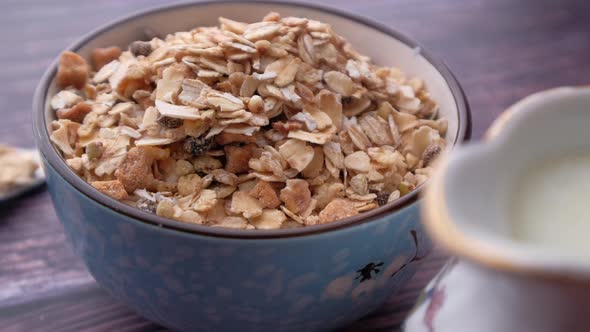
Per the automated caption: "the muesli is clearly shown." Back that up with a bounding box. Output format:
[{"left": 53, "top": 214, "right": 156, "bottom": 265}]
[{"left": 49, "top": 12, "right": 447, "bottom": 229}]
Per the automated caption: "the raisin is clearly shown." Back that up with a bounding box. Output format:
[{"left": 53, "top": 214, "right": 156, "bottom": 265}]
[
  {"left": 341, "top": 96, "right": 353, "bottom": 106},
  {"left": 129, "top": 41, "right": 152, "bottom": 57},
  {"left": 137, "top": 198, "right": 157, "bottom": 214},
  {"left": 157, "top": 115, "right": 183, "bottom": 128},
  {"left": 376, "top": 191, "right": 389, "bottom": 206},
  {"left": 183, "top": 136, "right": 213, "bottom": 156}
]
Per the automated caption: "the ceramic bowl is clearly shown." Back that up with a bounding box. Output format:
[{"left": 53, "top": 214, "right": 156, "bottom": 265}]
[{"left": 33, "top": 2, "right": 470, "bottom": 331}]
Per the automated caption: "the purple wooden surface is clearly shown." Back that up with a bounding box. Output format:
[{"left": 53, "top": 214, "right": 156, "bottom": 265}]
[{"left": 1, "top": 0, "right": 589, "bottom": 331}]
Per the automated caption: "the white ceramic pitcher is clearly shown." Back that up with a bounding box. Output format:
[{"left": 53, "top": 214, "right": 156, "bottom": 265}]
[{"left": 404, "top": 87, "right": 590, "bottom": 332}]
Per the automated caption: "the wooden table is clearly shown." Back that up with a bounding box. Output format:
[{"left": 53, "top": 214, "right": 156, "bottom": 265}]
[{"left": 1, "top": 0, "right": 589, "bottom": 331}]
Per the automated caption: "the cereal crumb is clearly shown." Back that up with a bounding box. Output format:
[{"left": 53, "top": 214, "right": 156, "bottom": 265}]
[{"left": 91, "top": 180, "right": 128, "bottom": 200}]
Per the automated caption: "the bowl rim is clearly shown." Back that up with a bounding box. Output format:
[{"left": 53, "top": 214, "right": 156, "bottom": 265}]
[{"left": 33, "top": 0, "right": 471, "bottom": 239}]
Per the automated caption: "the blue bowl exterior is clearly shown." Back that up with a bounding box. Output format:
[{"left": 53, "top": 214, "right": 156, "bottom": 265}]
[{"left": 44, "top": 157, "right": 432, "bottom": 331}]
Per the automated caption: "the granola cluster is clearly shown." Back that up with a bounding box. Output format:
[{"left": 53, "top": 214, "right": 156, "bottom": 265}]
[{"left": 49, "top": 13, "right": 446, "bottom": 229}]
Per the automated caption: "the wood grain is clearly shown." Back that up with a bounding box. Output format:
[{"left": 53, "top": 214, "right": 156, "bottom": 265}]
[{"left": 1, "top": 0, "right": 589, "bottom": 331}]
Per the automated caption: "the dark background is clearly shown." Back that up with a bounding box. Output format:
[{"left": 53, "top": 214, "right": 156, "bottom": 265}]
[{"left": 1, "top": 0, "right": 589, "bottom": 331}]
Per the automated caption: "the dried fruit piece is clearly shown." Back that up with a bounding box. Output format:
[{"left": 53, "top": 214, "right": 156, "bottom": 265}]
[
  {"left": 183, "top": 136, "right": 213, "bottom": 156},
  {"left": 375, "top": 191, "right": 389, "bottom": 206},
  {"left": 91, "top": 180, "right": 128, "bottom": 200},
  {"left": 398, "top": 181, "right": 415, "bottom": 196},
  {"left": 57, "top": 51, "right": 89, "bottom": 89},
  {"left": 129, "top": 41, "right": 152, "bottom": 56},
  {"left": 85, "top": 141, "right": 104, "bottom": 160},
  {"left": 91, "top": 46, "right": 122, "bottom": 70},
  {"left": 56, "top": 102, "right": 92, "bottom": 123}
]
